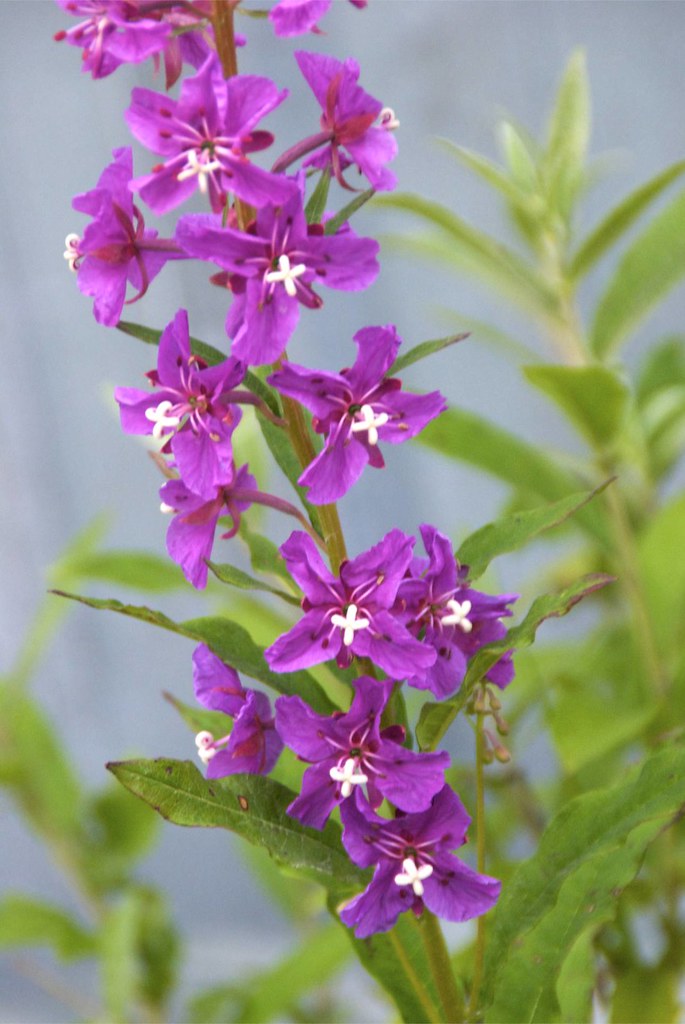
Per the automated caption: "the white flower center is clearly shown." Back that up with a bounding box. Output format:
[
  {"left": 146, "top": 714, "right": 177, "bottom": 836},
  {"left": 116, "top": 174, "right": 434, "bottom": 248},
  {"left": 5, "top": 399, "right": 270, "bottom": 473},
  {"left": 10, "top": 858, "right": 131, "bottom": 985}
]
[
  {"left": 379, "top": 107, "right": 400, "bottom": 131},
  {"left": 350, "top": 404, "right": 389, "bottom": 446},
  {"left": 441, "top": 598, "right": 473, "bottom": 633},
  {"left": 145, "top": 400, "right": 181, "bottom": 440},
  {"left": 264, "top": 254, "right": 307, "bottom": 298},
  {"left": 394, "top": 857, "right": 433, "bottom": 897},
  {"left": 329, "top": 757, "right": 368, "bottom": 798},
  {"left": 195, "top": 730, "right": 216, "bottom": 765},
  {"left": 330, "top": 603, "right": 370, "bottom": 647},
  {"left": 63, "top": 233, "right": 81, "bottom": 272},
  {"left": 177, "top": 149, "right": 222, "bottom": 193}
]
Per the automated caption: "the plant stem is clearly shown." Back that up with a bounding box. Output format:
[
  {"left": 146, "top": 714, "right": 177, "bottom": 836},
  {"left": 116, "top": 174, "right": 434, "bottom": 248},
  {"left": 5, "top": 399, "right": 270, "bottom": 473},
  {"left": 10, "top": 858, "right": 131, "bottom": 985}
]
[
  {"left": 422, "top": 912, "right": 465, "bottom": 1022},
  {"left": 388, "top": 927, "right": 442, "bottom": 1024},
  {"left": 212, "top": 0, "right": 238, "bottom": 77},
  {"left": 468, "top": 713, "right": 487, "bottom": 1019}
]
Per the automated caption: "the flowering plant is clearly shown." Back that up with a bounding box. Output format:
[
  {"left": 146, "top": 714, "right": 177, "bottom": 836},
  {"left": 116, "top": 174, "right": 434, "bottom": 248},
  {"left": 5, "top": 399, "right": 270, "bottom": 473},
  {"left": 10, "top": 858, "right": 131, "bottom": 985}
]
[{"left": 5, "top": 4, "right": 685, "bottom": 1022}]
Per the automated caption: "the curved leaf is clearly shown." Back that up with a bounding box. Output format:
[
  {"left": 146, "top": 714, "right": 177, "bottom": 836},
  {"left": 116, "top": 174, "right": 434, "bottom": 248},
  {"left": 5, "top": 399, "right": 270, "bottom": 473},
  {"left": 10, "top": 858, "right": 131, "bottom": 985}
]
[
  {"left": 0, "top": 896, "right": 95, "bottom": 960},
  {"left": 390, "top": 332, "right": 469, "bottom": 375},
  {"left": 523, "top": 364, "right": 630, "bottom": 448}
]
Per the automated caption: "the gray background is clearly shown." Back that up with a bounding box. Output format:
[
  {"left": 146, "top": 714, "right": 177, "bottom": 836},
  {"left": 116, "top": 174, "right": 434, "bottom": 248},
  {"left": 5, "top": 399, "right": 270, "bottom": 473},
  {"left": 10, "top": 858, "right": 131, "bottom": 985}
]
[{"left": 3, "top": 1, "right": 685, "bottom": 1019}]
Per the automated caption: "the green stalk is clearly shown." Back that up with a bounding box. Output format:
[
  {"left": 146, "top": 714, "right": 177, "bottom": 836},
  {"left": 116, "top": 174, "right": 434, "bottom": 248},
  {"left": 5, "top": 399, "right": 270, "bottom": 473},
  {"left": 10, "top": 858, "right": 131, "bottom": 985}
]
[
  {"left": 468, "top": 713, "right": 487, "bottom": 1019},
  {"left": 422, "top": 912, "right": 465, "bottom": 1022}
]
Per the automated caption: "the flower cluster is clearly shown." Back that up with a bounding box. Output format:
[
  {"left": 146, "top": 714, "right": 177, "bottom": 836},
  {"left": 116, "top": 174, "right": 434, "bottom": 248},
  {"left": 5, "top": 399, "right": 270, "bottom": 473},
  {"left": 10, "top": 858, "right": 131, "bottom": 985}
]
[{"left": 58, "top": 0, "right": 511, "bottom": 939}]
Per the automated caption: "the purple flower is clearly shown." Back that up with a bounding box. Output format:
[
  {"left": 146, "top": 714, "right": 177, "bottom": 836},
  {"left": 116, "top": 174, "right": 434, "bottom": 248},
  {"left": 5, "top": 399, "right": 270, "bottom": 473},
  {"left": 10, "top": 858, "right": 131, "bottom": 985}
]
[
  {"left": 127, "top": 55, "right": 294, "bottom": 215},
  {"left": 54, "top": 1, "right": 172, "bottom": 79},
  {"left": 397, "top": 525, "right": 518, "bottom": 699},
  {"left": 275, "top": 677, "right": 449, "bottom": 830},
  {"left": 65, "top": 147, "right": 178, "bottom": 326},
  {"left": 269, "top": 0, "right": 366, "bottom": 38},
  {"left": 115, "top": 309, "right": 245, "bottom": 498},
  {"left": 339, "top": 786, "right": 501, "bottom": 938},
  {"left": 176, "top": 187, "right": 379, "bottom": 365},
  {"left": 268, "top": 325, "right": 446, "bottom": 503},
  {"left": 295, "top": 51, "right": 398, "bottom": 190},
  {"left": 192, "top": 644, "right": 282, "bottom": 777},
  {"left": 264, "top": 530, "right": 435, "bottom": 678},
  {"left": 159, "top": 464, "right": 257, "bottom": 589}
]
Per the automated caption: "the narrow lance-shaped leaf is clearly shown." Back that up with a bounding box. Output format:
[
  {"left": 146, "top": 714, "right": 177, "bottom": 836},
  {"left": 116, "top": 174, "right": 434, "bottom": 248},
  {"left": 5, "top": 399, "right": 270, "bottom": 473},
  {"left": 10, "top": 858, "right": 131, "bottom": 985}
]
[
  {"left": 254, "top": 411, "right": 324, "bottom": 537},
  {"left": 591, "top": 188, "right": 685, "bottom": 358},
  {"left": 456, "top": 481, "right": 613, "bottom": 582},
  {"left": 50, "top": 592, "right": 337, "bottom": 715},
  {"left": 437, "top": 136, "right": 529, "bottom": 205},
  {"left": 570, "top": 160, "right": 685, "bottom": 279},
  {"left": 543, "top": 49, "right": 590, "bottom": 217},
  {"left": 417, "top": 407, "right": 611, "bottom": 548},
  {"left": 239, "top": 520, "right": 298, "bottom": 587},
  {"left": 323, "top": 187, "right": 375, "bottom": 235},
  {"left": 304, "top": 168, "right": 331, "bottom": 225},
  {"left": 0, "top": 896, "right": 96, "bottom": 960},
  {"left": 107, "top": 759, "right": 363, "bottom": 892},
  {"left": 416, "top": 573, "right": 614, "bottom": 751},
  {"left": 58, "top": 549, "right": 188, "bottom": 593},
  {"left": 482, "top": 742, "right": 685, "bottom": 1022},
  {"left": 389, "top": 332, "right": 469, "bottom": 375},
  {"left": 523, "top": 364, "right": 631, "bottom": 449},
  {"left": 206, "top": 560, "right": 300, "bottom": 606}
]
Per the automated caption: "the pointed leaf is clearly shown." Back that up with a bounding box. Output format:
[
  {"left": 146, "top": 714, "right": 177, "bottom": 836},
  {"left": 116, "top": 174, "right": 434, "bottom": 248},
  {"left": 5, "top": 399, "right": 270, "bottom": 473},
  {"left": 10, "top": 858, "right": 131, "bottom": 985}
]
[
  {"left": 376, "top": 192, "right": 559, "bottom": 318},
  {"left": 101, "top": 892, "right": 141, "bottom": 1022},
  {"left": 416, "top": 573, "right": 614, "bottom": 751},
  {"left": 323, "top": 188, "right": 375, "bottom": 235},
  {"left": 60, "top": 550, "right": 188, "bottom": 593},
  {"left": 206, "top": 560, "right": 300, "bottom": 605},
  {"left": 417, "top": 407, "right": 610, "bottom": 547},
  {"left": 163, "top": 691, "right": 231, "bottom": 737},
  {"left": 498, "top": 121, "right": 539, "bottom": 193},
  {"left": 437, "top": 137, "right": 528, "bottom": 205},
  {"left": 482, "top": 742, "right": 685, "bottom": 1022},
  {"left": 305, "top": 168, "right": 331, "bottom": 224},
  {"left": 457, "top": 483, "right": 611, "bottom": 581},
  {"left": 591, "top": 189, "right": 685, "bottom": 357},
  {"left": 239, "top": 520, "right": 297, "bottom": 587},
  {"left": 0, "top": 896, "right": 96, "bottom": 960},
  {"left": 50, "top": 592, "right": 337, "bottom": 715},
  {"left": 107, "top": 758, "right": 363, "bottom": 892},
  {"left": 389, "top": 332, "right": 469, "bottom": 374},
  {"left": 523, "top": 364, "right": 630, "bottom": 448},
  {"left": 544, "top": 49, "right": 590, "bottom": 215},
  {"left": 570, "top": 161, "right": 685, "bottom": 278}
]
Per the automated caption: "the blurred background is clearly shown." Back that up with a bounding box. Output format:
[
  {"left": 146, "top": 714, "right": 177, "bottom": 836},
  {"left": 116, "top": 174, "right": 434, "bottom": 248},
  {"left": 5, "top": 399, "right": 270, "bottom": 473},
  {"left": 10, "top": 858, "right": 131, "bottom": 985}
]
[{"left": 2, "top": 1, "right": 685, "bottom": 1018}]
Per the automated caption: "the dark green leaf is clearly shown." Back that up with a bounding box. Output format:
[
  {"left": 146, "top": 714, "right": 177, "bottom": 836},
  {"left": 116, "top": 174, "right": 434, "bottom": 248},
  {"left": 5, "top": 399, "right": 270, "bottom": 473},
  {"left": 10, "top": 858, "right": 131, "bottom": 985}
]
[
  {"left": 570, "top": 162, "right": 685, "bottom": 278},
  {"left": 456, "top": 482, "right": 612, "bottom": 581},
  {"left": 482, "top": 743, "right": 685, "bottom": 1022},
  {"left": 416, "top": 573, "right": 614, "bottom": 751},
  {"left": 323, "top": 188, "right": 375, "bottom": 235},
  {"left": 417, "top": 407, "right": 610, "bottom": 547},
  {"left": 591, "top": 189, "right": 685, "bottom": 358},
  {"left": 523, "top": 364, "right": 630, "bottom": 448},
  {"left": 389, "top": 333, "right": 469, "bottom": 375},
  {"left": 51, "top": 593, "right": 337, "bottom": 715},
  {"left": 107, "top": 759, "right": 363, "bottom": 892},
  {"left": 0, "top": 896, "right": 95, "bottom": 959},
  {"left": 134, "top": 888, "right": 180, "bottom": 1012},
  {"left": 207, "top": 560, "right": 300, "bottom": 605},
  {"left": 610, "top": 966, "right": 680, "bottom": 1024},
  {"left": 305, "top": 168, "right": 331, "bottom": 224}
]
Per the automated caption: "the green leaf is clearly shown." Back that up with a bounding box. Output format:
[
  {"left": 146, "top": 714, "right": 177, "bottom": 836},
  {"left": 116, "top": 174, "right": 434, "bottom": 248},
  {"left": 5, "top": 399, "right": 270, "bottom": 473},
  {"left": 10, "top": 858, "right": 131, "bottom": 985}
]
[
  {"left": 207, "top": 560, "right": 300, "bottom": 605},
  {"left": 51, "top": 592, "right": 337, "bottom": 715},
  {"left": 437, "top": 137, "right": 529, "bottom": 205},
  {"left": 164, "top": 691, "right": 235, "bottom": 738},
  {"left": 389, "top": 332, "right": 469, "bottom": 374},
  {"left": 305, "top": 168, "right": 331, "bottom": 224},
  {"left": 456, "top": 482, "right": 612, "bottom": 582},
  {"left": 376, "top": 192, "right": 559, "bottom": 318},
  {"left": 591, "top": 189, "right": 685, "bottom": 358},
  {"left": 636, "top": 335, "right": 685, "bottom": 404},
  {"left": 82, "top": 781, "right": 160, "bottom": 892},
  {"left": 570, "top": 161, "right": 685, "bottom": 278},
  {"left": 134, "top": 888, "right": 180, "bottom": 1012},
  {"left": 107, "top": 759, "right": 363, "bottom": 893},
  {"left": 239, "top": 520, "right": 296, "bottom": 586},
  {"left": 190, "top": 922, "right": 350, "bottom": 1024},
  {"left": 482, "top": 742, "right": 685, "bottom": 1022},
  {"left": 417, "top": 407, "right": 610, "bottom": 546},
  {"left": 323, "top": 188, "right": 375, "bottom": 235},
  {"left": 610, "top": 966, "right": 680, "bottom": 1024},
  {"left": 523, "top": 364, "right": 631, "bottom": 448},
  {"left": 416, "top": 573, "right": 614, "bottom": 751},
  {"left": 637, "top": 492, "right": 685, "bottom": 656},
  {"left": 498, "top": 121, "right": 539, "bottom": 193},
  {"left": 255, "top": 412, "right": 323, "bottom": 537},
  {"left": 58, "top": 550, "right": 188, "bottom": 593},
  {"left": 101, "top": 892, "right": 141, "bottom": 1022},
  {"left": 0, "top": 684, "right": 82, "bottom": 838},
  {"left": 0, "top": 896, "right": 95, "bottom": 959},
  {"left": 555, "top": 927, "right": 596, "bottom": 1023},
  {"left": 543, "top": 49, "right": 590, "bottom": 217}
]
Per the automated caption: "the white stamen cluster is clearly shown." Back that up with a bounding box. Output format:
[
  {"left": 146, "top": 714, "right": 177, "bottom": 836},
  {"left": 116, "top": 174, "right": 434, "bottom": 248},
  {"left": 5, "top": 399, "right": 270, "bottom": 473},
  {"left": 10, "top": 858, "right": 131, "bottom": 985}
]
[
  {"left": 159, "top": 502, "right": 175, "bottom": 515},
  {"left": 177, "top": 149, "right": 222, "bottom": 193},
  {"left": 331, "top": 603, "right": 370, "bottom": 646},
  {"left": 145, "top": 400, "right": 181, "bottom": 439},
  {"left": 379, "top": 107, "right": 400, "bottom": 131},
  {"left": 195, "top": 730, "right": 216, "bottom": 765},
  {"left": 394, "top": 857, "right": 433, "bottom": 896},
  {"left": 350, "top": 404, "right": 390, "bottom": 446},
  {"left": 441, "top": 598, "right": 473, "bottom": 632},
  {"left": 63, "top": 233, "right": 81, "bottom": 272},
  {"left": 264, "top": 254, "right": 307, "bottom": 297},
  {"left": 329, "top": 757, "right": 369, "bottom": 798}
]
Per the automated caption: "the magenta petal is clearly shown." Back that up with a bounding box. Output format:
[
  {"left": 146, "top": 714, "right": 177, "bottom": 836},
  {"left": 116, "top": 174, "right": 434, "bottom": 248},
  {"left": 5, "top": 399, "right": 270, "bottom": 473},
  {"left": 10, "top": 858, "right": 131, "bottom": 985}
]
[
  {"left": 378, "top": 748, "right": 450, "bottom": 812},
  {"left": 422, "top": 855, "right": 501, "bottom": 922},
  {"left": 193, "top": 643, "right": 246, "bottom": 716},
  {"left": 208, "top": 691, "right": 282, "bottom": 777},
  {"left": 340, "top": 863, "right": 407, "bottom": 938},
  {"left": 286, "top": 762, "right": 339, "bottom": 829},
  {"left": 346, "top": 325, "right": 400, "bottom": 394},
  {"left": 232, "top": 279, "right": 301, "bottom": 365},
  {"left": 265, "top": 611, "right": 341, "bottom": 672},
  {"left": 307, "top": 231, "right": 380, "bottom": 291},
  {"left": 268, "top": 361, "right": 348, "bottom": 420},
  {"left": 270, "top": 0, "right": 331, "bottom": 37},
  {"left": 76, "top": 258, "right": 128, "bottom": 327},
  {"left": 353, "top": 611, "right": 436, "bottom": 678},
  {"left": 299, "top": 429, "right": 369, "bottom": 504},
  {"left": 274, "top": 695, "right": 332, "bottom": 762},
  {"left": 279, "top": 530, "right": 337, "bottom": 603}
]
